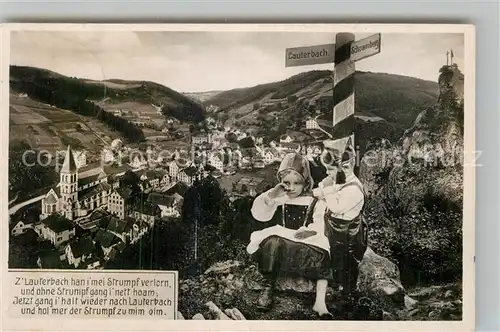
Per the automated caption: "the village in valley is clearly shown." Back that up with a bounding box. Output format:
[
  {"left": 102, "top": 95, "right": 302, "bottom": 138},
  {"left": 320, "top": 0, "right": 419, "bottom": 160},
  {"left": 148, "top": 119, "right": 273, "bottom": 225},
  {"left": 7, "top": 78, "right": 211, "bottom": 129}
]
[{"left": 9, "top": 102, "right": 327, "bottom": 270}]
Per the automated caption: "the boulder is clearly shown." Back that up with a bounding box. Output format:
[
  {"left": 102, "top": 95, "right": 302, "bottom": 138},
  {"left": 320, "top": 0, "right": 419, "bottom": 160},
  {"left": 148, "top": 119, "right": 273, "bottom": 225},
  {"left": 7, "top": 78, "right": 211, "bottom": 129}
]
[
  {"left": 404, "top": 295, "right": 418, "bottom": 310},
  {"left": 204, "top": 260, "right": 242, "bottom": 276},
  {"left": 224, "top": 308, "right": 246, "bottom": 320},
  {"left": 243, "top": 264, "right": 327, "bottom": 293},
  {"left": 192, "top": 313, "right": 205, "bottom": 320},
  {"left": 205, "top": 301, "right": 231, "bottom": 320},
  {"left": 357, "top": 247, "right": 406, "bottom": 310}
]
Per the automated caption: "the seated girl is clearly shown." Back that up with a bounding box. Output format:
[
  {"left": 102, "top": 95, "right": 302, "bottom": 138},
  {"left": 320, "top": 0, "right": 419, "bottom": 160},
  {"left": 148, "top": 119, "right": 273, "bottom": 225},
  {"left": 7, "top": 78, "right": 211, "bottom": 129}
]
[{"left": 246, "top": 153, "right": 333, "bottom": 318}]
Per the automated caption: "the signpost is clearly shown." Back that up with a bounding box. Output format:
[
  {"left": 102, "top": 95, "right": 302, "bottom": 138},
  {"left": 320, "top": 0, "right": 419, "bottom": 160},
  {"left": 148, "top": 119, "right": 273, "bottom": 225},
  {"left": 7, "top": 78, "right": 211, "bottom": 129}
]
[
  {"left": 350, "top": 33, "right": 381, "bottom": 62},
  {"left": 285, "top": 43, "right": 336, "bottom": 67},
  {"left": 286, "top": 32, "right": 382, "bottom": 153}
]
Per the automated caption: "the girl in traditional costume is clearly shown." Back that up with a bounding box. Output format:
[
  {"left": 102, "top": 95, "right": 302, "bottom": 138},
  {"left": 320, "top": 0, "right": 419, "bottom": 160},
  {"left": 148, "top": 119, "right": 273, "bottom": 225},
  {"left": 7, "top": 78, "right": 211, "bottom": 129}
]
[{"left": 247, "top": 153, "right": 333, "bottom": 317}]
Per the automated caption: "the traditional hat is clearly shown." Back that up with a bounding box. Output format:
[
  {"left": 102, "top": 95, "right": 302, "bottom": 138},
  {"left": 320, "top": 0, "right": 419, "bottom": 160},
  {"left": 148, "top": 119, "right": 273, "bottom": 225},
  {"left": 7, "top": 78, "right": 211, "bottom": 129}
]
[
  {"left": 277, "top": 153, "right": 314, "bottom": 192},
  {"left": 321, "top": 135, "right": 355, "bottom": 167}
]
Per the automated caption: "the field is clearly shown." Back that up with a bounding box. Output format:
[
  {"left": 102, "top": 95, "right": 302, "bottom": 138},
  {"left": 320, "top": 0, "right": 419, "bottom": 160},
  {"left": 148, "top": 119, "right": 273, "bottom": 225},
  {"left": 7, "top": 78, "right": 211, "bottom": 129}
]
[
  {"left": 84, "top": 80, "right": 142, "bottom": 90},
  {"left": 218, "top": 164, "right": 279, "bottom": 194},
  {"left": 100, "top": 101, "right": 165, "bottom": 120},
  {"left": 9, "top": 94, "right": 122, "bottom": 154}
]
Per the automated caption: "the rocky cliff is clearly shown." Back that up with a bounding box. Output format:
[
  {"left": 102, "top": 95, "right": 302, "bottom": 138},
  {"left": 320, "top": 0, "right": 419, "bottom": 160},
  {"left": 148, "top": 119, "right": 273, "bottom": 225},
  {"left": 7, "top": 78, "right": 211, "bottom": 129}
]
[
  {"left": 360, "top": 64, "right": 464, "bottom": 206},
  {"left": 359, "top": 65, "right": 464, "bottom": 286}
]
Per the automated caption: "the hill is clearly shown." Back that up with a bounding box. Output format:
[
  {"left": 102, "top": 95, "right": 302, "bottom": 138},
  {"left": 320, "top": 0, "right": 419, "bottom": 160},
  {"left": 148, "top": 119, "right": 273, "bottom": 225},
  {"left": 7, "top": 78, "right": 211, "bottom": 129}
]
[
  {"left": 203, "top": 70, "right": 439, "bottom": 153},
  {"left": 183, "top": 91, "right": 224, "bottom": 103},
  {"left": 9, "top": 92, "right": 123, "bottom": 153},
  {"left": 9, "top": 65, "right": 206, "bottom": 132}
]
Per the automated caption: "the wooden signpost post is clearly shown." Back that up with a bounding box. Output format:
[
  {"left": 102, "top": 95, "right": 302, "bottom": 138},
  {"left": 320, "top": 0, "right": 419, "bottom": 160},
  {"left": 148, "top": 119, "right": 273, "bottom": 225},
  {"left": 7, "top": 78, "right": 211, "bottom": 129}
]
[{"left": 285, "top": 32, "right": 381, "bottom": 153}]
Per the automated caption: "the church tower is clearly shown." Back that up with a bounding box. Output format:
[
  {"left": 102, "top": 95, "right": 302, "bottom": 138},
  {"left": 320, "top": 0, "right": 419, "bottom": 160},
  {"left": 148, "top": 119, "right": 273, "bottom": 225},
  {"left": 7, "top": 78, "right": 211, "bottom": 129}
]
[{"left": 60, "top": 145, "right": 78, "bottom": 220}]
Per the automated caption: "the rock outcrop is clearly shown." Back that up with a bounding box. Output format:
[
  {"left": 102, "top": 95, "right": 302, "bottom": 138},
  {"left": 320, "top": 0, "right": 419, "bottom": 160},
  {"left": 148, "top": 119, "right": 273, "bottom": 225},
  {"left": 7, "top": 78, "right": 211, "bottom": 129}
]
[
  {"left": 179, "top": 246, "right": 417, "bottom": 321},
  {"left": 357, "top": 64, "right": 464, "bottom": 310},
  {"left": 179, "top": 256, "right": 462, "bottom": 321},
  {"left": 360, "top": 64, "right": 464, "bottom": 212}
]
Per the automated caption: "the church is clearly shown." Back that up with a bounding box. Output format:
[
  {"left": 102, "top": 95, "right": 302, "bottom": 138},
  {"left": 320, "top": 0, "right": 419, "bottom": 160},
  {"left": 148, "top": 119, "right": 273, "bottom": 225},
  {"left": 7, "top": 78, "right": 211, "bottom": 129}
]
[{"left": 40, "top": 145, "right": 113, "bottom": 221}]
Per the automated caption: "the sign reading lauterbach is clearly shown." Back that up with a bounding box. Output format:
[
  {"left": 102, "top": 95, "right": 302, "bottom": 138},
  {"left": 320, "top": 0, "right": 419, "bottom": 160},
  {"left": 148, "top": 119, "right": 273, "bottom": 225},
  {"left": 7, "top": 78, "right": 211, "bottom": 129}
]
[{"left": 285, "top": 43, "right": 336, "bottom": 67}]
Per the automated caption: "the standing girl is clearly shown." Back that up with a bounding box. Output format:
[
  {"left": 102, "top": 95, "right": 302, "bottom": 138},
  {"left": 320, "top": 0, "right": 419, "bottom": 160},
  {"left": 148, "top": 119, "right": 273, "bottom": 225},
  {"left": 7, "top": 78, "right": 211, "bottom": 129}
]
[{"left": 246, "top": 153, "right": 333, "bottom": 318}]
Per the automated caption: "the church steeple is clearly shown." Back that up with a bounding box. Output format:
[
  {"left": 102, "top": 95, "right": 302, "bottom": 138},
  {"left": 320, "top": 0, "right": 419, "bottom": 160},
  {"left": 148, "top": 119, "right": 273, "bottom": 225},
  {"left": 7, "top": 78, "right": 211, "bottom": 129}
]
[
  {"left": 60, "top": 145, "right": 78, "bottom": 221},
  {"left": 61, "top": 145, "right": 77, "bottom": 173}
]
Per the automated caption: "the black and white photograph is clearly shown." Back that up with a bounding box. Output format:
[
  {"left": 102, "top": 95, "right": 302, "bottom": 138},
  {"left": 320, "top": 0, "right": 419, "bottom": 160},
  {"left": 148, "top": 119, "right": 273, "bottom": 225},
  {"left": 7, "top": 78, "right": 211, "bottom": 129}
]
[{"left": 5, "top": 24, "right": 473, "bottom": 324}]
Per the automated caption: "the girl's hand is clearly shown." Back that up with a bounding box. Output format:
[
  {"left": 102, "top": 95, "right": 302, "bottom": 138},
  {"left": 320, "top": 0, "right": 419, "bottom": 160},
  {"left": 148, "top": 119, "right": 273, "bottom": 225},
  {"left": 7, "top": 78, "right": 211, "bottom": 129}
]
[
  {"left": 321, "top": 176, "right": 335, "bottom": 188},
  {"left": 294, "top": 227, "right": 317, "bottom": 239},
  {"left": 268, "top": 183, "right": 287, "bottom": 199}
]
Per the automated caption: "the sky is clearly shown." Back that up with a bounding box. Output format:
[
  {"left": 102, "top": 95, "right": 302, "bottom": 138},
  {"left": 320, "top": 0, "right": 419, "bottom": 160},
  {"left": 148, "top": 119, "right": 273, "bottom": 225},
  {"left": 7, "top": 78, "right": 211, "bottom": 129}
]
[{"left": 10, "top": 31, "right": 464, "bottom": 93}]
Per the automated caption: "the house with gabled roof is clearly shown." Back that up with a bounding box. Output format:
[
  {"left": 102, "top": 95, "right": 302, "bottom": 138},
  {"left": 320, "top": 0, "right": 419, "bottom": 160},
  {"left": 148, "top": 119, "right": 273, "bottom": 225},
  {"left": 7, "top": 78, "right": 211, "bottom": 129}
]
[
  {"left": 130, "top": 199, "right": 161, "bottom": 226},
  {"left": 280, "top": 142, "right": 301, "bottom": 154},
  {"left": 263, "top": 148, "right": 280, "bottom": 165},
  {"left": 37, "top": 214, "right": 76, "bottom": 247},
  {"left": 107, "top": 187, "right": 133, "bottom": 220},
  {"left": 177, "top": 166, "right": 199, "bottom": 185},
  {"left": 126, "top": 217, "right": 148, "bottom": 244},
  {"left": 163, "top": 182, "right": 188, "bottom": 197},
  {"left": 148, "top": 193, "right": 180, "bottom": 218},
  {"left": 160, "top": 173, "right": 171, "bottom": 187},
  {"left": 94, "top": 229, "right": 123, "bottom": 260},
  {"left": 168, "top": 160, "right": 180, "bottom": 178},
  {"left": 10, "top": 207, "right": 39, "bottom": 237},
  {"left": 146, "top": 170, "right": 165, "bottom": 188},
  {"left": 207, "top": 153, "right": 224, "bottom": 172},
  {"left": 279, "top": 134, "right": 293, "bottom": 144},
  {"left": 103, "top": 215, "right": 134, "bottom": 244},
  {"left": 65, "top": 235, "right": 97, "bottom": 268}
]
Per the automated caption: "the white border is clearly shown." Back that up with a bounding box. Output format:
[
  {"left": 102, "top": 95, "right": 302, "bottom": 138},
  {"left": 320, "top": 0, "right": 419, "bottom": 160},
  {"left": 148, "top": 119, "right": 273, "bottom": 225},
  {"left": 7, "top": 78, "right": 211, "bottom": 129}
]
[{"left": 0, "top": 23, "right": 475, "bottom": 332}]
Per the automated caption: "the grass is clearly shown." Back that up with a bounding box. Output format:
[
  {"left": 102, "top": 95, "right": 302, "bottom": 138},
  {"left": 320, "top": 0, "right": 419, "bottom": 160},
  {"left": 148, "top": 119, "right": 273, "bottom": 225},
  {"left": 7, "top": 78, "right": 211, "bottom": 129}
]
[{"left": 9, "top": 93, "right": 121, "bottom": 153}]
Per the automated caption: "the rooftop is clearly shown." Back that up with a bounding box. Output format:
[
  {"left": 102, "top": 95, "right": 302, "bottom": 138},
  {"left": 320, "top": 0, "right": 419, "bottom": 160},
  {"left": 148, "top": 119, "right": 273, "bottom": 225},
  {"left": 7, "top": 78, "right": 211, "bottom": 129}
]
[
  {"left": 38, "top": 250, "right": 62, "bottom": 269},
  {"left": 79, "top": 182, "right": 111, "bottom": 201},
  {"left": 148, "top": 193, "right": 176, "bottom": 207},
  {"left": 131, "top": 199, "right": 160, "bottom": 216},
  {"left": 68, "top": 235, "right": 95, "bottom": 258},
  {"left": 94, "top": 229, "right": 121, "bottom": 249},
  {"left": 42, "top": 215, "right": 75, "bottom": 233},
  {"left": 60, "top": 145, "right": 77, "bottom": 173},
  {"left": 78, "top": 171, "right": 107, "bottom": 187}
]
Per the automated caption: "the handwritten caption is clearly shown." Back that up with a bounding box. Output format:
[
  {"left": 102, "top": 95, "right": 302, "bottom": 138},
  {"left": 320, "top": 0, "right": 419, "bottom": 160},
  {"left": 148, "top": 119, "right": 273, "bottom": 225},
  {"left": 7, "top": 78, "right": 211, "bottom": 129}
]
[{"left": 7, "top": 271, "right": 177, "bottom": 320}]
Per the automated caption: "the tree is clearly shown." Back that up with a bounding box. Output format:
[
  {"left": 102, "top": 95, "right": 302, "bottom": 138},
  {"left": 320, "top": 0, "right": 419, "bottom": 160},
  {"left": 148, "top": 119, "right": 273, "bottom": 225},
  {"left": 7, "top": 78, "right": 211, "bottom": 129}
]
[
  {"left": 9, "top": 230, "right": 39, "bottom": 268},
  {"left": 9, "top": 143, "right": 58, "bottom": 200},
  {"left": 238, "top": 137, "right": 255, "bottom": 149},
  {"left": 120, "top": 170, "right": 141, "bottom": 195},
  {"left": 287, "top": 95, "right": 298, "bottom": 104},
  {"left": 292, "top": 104, "right": 304, "bottom": 130},
  {"left": 226, "top": 132, "right": 238, "bottom": 143},
  {"left": 308, "top": 104, "right": 316, "bottom": 116}
]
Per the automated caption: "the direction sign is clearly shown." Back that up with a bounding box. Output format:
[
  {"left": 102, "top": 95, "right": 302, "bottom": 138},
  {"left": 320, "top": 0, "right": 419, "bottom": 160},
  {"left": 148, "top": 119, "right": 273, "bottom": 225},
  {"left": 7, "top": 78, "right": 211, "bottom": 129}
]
[
  {"left": 350, "top": 33, "right": 381, "bottom": 62},
  {"left": 285, "top": 43, "right": 335, "bottom": 67}
]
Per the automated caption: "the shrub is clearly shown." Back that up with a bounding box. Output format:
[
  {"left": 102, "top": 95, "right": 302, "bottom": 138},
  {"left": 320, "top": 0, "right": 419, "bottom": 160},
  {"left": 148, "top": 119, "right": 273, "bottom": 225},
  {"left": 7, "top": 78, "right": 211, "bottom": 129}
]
[{"left": 367, "top": 204, "right": 463, "bottom": 286}]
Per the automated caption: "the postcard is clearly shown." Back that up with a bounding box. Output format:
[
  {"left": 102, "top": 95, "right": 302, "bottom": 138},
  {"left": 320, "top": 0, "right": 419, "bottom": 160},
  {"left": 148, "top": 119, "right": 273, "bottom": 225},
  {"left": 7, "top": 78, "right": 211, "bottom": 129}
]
[{"left": 1, "top": 23, "right": 475, "bottom": 331}]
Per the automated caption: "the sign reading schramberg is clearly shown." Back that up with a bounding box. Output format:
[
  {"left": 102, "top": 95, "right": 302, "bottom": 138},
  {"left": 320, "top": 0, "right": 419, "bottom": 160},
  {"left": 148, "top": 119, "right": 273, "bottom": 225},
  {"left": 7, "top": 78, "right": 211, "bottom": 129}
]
[
  {"left": 285, "top": 43, "right": 335, "bottom": 67},
  {"left": 350, "top": 33, "right": 381, "bottom": 62}
]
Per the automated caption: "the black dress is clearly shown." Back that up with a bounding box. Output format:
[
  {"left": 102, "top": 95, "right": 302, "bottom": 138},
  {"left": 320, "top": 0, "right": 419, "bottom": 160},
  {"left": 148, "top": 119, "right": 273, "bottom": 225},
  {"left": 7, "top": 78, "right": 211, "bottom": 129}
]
[{"left": 252, "top": 199, "right": 333, "bottom": 281}]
